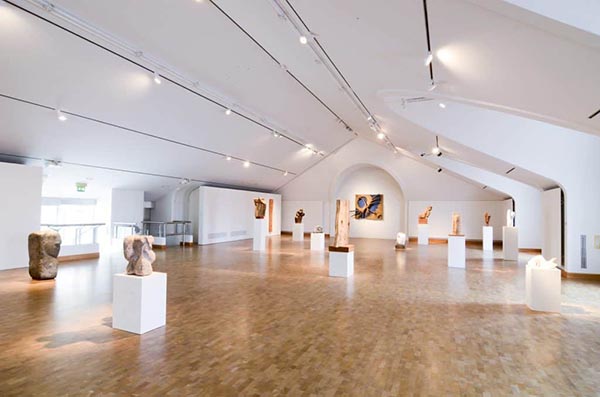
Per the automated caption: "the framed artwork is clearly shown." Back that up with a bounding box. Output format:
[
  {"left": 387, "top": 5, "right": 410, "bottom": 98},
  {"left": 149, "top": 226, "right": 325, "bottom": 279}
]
[{"left": 354, "top": 194, "right": 383, "bottom": 220}]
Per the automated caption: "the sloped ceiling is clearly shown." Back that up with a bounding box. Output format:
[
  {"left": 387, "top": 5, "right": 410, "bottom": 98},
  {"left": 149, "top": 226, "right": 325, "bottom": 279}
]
[{"left": 0, "top": 0, "right": 597, "bottom": 199}]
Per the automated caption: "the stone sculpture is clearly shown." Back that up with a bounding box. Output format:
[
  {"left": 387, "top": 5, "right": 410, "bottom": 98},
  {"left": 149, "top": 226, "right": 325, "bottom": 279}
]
[
  {"left": 28, "top": 230, "right": 62, "bottom": 280},
  {"left": 295, "top": 209, "right": 305, "bottom": 224},
  {"left": 450, "top": 212, "right": 462, "bottom": 236},
  {"left": 418, "top": 206, "right": 432, "bottom": 224},
  {"left": 123, "top": 235, "right": 156, "bottom": 276},
  {"left": 331, "top": 200, "right": 350, "bottom": 248},
  {"left": 395, "top": 232, "right": 407, "bottom": 250},
  {"left": 254, "top": 198, "right": 266, "bottom": 219},
  {"left": 484, "top": 212, "right": 491, "bottom": 226},
  {"left": 527, "top": 255, "right": 558, "bottom": 269},
  {"left": 314, "top": 225, "right": 323, "bottom": 233},
  {"left": 506, "top": 209, "right": 515, "bottom": 227}
]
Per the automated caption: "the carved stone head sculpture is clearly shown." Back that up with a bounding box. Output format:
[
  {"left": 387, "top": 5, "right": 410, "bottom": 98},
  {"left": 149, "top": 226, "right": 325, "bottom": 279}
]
[
  {"left": 295, "top": 209, "right": 305, "bottom": 224},
  {"left": 123, "top": 235, "right": 156, "bottom": 276},
  {"left": 254, "top": 198, "right": 267, "bottom": 219},
  {"left": 418, "top": 206, "right": 433, "bottom": 224},
  {"left": 28, "top": 230, "right": 62, "bottom": 280},
  {"left": 484, "top": 212, "right": 491, "bottom": 226},
  {"left": 314, "top": 225, "right": 323, "bottom": 233}
]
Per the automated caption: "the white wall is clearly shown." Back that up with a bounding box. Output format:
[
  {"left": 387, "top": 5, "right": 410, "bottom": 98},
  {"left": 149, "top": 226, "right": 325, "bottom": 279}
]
[
  {"left": 194, "top": 186, "right": 281, "bottom": 245},
  {"left": 335, "top": 166, "right": 405, "bottom": 239},
  {"left": 542, "top": 188, "right": 562, "bottom": 265},
  {"left": 110, "top": 189, "right": 144, "bottom": 224},
  {"left": 0, "top": 163, "right": 42, "bottom": 270},
  {"left": 408, "top": 200, "right": 506, "bottom": 240},
  {"left": 282, "top": 200, "right": 325, "bottom": 234}
]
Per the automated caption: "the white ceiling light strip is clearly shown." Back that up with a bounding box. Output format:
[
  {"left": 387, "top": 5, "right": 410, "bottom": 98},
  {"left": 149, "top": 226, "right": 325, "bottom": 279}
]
[{"left": 19, "top": 0, "right": 323, "bottom": 156}]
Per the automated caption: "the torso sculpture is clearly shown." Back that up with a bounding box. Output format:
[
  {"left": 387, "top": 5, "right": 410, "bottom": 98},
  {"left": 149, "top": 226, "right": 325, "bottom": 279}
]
[
  {"left": 418, "top": 206, "right": 432, "bottom": 224},
  {"left": 451, "top": 212, "right": 462, "bottom": 236},
  {"left": 295, "top": 209, "right": 305, "bottom": 224},
  {"left": 484, "top": 212, "right": 491, "bottom": 226},
  {"left": 123, "top": 235, "right": 156, "bottom": 276},
  {"left": 28, "top": 230, "right": 62, "bottom": 280},
  {"left": 254, "top": 198, "right": 266, "bottom": 219}
]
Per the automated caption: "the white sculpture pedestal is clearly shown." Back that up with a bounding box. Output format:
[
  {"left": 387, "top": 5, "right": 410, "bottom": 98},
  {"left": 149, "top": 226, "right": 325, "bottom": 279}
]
[
  {"left": 113, "top": 272, "right": 167, "bottom": 335},
  {"left": 483, "top": 226, "right": 493, "bottom": 251},
  {"left": 310, "top": 232, "right": 325, "bottom": 251},
  {"left": 526, "top": 265, "right": 561, "bottom": 312},
  {"left": 417, "top": 224, "right": 429, "bottom": 245},
  {"left": 253, "top": 218, "right": 266, "bottom": 251},
  {"left": 447, "top": 235, "right": 466, "bottom": 268},
  {"left": 292, "top": 223, "right": 304, "bottom": 242},
  {"left": 328, "top": 246, "right": 354, "bottom": 277},
  {"left": 502, "top": 226, "right": 519, "bottom": 261}
]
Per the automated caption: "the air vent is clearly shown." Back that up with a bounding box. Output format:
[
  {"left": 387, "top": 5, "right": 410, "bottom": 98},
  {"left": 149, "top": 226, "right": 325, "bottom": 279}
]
[{"left": 581, "top": 235, "right": 587, "bottom": 269}]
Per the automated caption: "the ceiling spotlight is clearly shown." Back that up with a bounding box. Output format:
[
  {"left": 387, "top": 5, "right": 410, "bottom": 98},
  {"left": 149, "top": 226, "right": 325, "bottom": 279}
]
[
  {"left": 437, "top": 168, "right": 442, "bottom": 173},
  {"left": 299, "top": 35, "right": 308, "bottom": 45},
  {"left": 273, "top": 131, "right": 280, "bottom": 138},
  {"left": 439, "top": 103, "right": 446, "bottom": 109},
  {"left": 431, "top": 146, "right": 441, "bottom": 155},
  {"left": 377, "top": 132, "right": 386, "bottom": 140},
  {"left": 56, "top": 109, "right": 67, "bottom": 122},
  {"left": 180, "top": 178, "right": 191, "bottom": 185},
  {"left": 367, "top": 116, "right": 373, "bottom": 122},
  {"left": 45, "top": 159, "right": 62, "bottom": 168},
  {"left": 243, "top": 160, "right": 250, "bottom": 168},
  {"left": 225, "top": 108, "right": 232, "bottom": 116},
  {"left": 424, "top": 51, "right": 433, "bottom": 67},
  {"left": 153, "top": 71, "right": 162, "bottom": 85},
  {"left": 428, "top": 80, "right": 437, "bottom": 91},
  {"left": 283, "top": 171, "right": 288, "bottom": 176},
  {"left": 225, "top": 155, "right": 232, "bottom": 161}
]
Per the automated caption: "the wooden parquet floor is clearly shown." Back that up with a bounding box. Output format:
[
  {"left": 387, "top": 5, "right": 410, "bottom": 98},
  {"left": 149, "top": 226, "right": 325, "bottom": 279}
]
[{"left": 0, "top": 236, "right": 599, "bottom": 396}]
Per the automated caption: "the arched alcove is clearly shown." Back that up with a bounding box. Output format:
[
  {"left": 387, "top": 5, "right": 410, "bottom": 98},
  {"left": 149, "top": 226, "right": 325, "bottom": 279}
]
[{"left": 332, "top": 164, "right": 406, "bottom": 239}]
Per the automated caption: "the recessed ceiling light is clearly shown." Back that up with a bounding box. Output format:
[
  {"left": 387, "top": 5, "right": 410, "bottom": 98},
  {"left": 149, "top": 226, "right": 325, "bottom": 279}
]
[
  {"left": 424, "top": 51, "right": 433, "bottom": 67},
  {"left": 56, "top": 109, "right": 67, "bottom": 122},
  {"left": 377, "top": 132, "right": 385, "bottom": 140},
  {"left": 243, "top": 160, "right": 250, "bottom": 168},
  {"left": 225, "top": 155, "right": 232, "bottom": 161},
  {"left": 439, "top": 103, "right": 446, "bottom": 109},
  {"left": 153, "top": 71, "right": 162, "bottom": 84},
  {"left": 299, "top": 35, "right": 308, "bottom": 45}
]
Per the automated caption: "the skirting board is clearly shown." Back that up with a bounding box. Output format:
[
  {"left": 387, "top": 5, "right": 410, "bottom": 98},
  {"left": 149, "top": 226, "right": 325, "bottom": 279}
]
[
  {"left": 59, "top": 252, "right": 100, "bottom": 262},
  {"left": 153, "top": 245, "right": 167, "bottom": 250},
  {"left": 408, "top": 237, "right": 502, "bottom": 246},
  {"left": 559, "top": 268, "right": 600, "bottom": 281},
  {"left": 179, "top": 242, "right": 195, "bottom": 247},
  {"left": 282, "top": 231, "right": 330, "bottom": 237}
]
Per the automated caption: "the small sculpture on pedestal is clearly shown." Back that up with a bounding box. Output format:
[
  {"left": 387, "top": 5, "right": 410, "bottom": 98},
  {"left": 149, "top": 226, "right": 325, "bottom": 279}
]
[
  {"left": 418, "top": 206, "right": 432, "bottom": 224},
  {"left": 295, "top": 209, "right": 305, "bottom": 224},
  {"left": 28, "top": 230, "right": 62, "bottom": 280},
  {"left": 506, "top": 209, "right": 515, "bottom": 227},
  {"left": 527, "top": 255, "right": 558, "bottom": 269},
  {"left": 254, "top": 198, "right": 266, "bottom": 219},
  {"left": 450, "top": 212, "right": 463, "bottom": 236},
  {"left": 395, "top": 232, "right": 407, "bottom": 250},
  {"left": 314, "top": 225, "right": 323, "bottom": 233},
  {"left": 484, "top": 212, "right": 491, "bottom": 226},
  {"left": 124, "top": 235, "right": 156, "bottom": 276}
]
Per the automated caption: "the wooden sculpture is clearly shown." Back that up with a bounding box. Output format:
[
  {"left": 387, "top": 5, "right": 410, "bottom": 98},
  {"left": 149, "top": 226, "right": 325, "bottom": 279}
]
[
  {"left": 418, "top": 206, "right": 433, "bottom": 224},
  {"left": 450, "top": 212, "right": 462, "bottom": 236},
  {"left": 294, "top": 209, "right": 305, "bottom": 224},
  {"left": 254, "top": 198, "right": 266, "bottom": 219},
  {"left": 329, "top": 200, "right": 353, "bottom": 252},
  {"left": 268, "top": 198, "right": 274, "bottom": 232},
  {"left": 484, "top": 212, "right": 491, "bottom": 226}
]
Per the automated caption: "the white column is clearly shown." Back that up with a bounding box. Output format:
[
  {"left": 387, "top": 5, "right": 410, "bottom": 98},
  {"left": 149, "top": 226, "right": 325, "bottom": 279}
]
[
  {"left": 253, "top": 218, "right": 267, "bottom": 251},
  {"left": 292, "top": 223, "right": 305, "bottom": 241},
  {"left": 502, "top": 226, "right": 519, "bottom": 261},
  {"left": 417, "top": 224, "right": 429, "bottom": 245},
  {"left": 113, "top": 272, "right": 167, "bottom": 334},
  {"left": 482, "top": 226, "right": 493, "bottom": 251},
  {"left": 448, "top": 235, "right": 466, "bottom": 268}
]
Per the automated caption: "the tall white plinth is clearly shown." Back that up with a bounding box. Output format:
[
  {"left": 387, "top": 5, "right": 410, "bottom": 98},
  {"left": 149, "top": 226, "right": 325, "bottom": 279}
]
[
  {"left": 483, "top": 226, "right": 493, "bottom": 251},
  {"left": 113, "top": 272, "right": 167, "bottom": 334},
  {"left": 502, "top": 226, "right": 519, "bottom": 261},
  {"left": 310, "top": 232, "right": 325, "bottom": 251},
  {"left": 253, "top": 218, "right": 267, "bottom": 251},
  {"left": 328, "top": 247, "right": 354, "bottom": 277},
  {"left": 526, "top": 266, "right": 561, "bottom": 313},
  {"left": 417, "top": 224, "right": 429, "bottom": 245},
  {"left": 293, "top": 223, "right": 304, "bottom": 241},
  {"left": 447, "top": 235, "right": 466, "bottom": 268}
]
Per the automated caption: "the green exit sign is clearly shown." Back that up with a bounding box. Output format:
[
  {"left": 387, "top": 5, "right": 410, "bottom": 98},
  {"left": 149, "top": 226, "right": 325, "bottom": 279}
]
[{"left": 76, "top": 182, "right": 87, "bottom": 192}]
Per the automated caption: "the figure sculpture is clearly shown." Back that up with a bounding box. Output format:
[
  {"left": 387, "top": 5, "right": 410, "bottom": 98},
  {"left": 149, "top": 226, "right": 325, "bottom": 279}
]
[
  {"left": 254, "top": 198, "right": 266, "bottom": 219},
  {"left": 123, "top": 235, "right": 156, "bottom": 276},
  {"left": 484, "top": 212, "right": 491, "bottom": 226},
  {"left": 418, "top": 206, "right": 433, "bottom": 224},
  {"left": 28, "top": 230, "right": 62, "bottom": 280},
  {"left": 451, "top": 212, "right": 462, "bottom": 236},
  {"left": 295, "top": 209, "right": 305, "bottom": 224},
  {"left": 395, "top": 232, "right": 407, "bottom": 250},
  {"left": 527, "top": 255, "right": 558, "bottom": 269},
  {"left": 314, "top": 225, "right": 323, "bottom": 233},
  {"left": 506, "top": 209, "right": 515, "bottom": 227}
]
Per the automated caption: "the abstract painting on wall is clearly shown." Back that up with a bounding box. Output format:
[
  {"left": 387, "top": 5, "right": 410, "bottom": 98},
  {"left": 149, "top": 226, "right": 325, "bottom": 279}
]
[{"left": 354, "top": 194, "right": 384, "bottom": 220}]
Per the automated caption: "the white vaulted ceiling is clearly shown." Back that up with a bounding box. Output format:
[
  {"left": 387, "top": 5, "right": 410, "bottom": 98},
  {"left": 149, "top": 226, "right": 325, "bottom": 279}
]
[{"left": 0, "top": 0, "right": 598, "bottom": 198}]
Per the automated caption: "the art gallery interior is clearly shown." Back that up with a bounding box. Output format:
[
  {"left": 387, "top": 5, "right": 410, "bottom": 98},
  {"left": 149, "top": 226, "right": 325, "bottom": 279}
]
[{"left": 1, "top": 0, "right": 600, "bottom": 395}]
